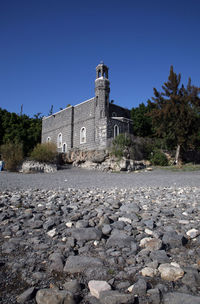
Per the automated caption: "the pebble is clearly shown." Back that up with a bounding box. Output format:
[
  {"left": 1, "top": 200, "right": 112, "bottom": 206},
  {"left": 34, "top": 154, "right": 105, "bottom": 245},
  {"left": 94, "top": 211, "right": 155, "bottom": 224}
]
[
  {"left": 1, "top": 186, "right": 200, "bottom": 304},
  {"left": 88, "top": 280, "right": 111, "bottom": 298},
  {"left": 186, "top": 228, "right": 199, "bottom": 238}
]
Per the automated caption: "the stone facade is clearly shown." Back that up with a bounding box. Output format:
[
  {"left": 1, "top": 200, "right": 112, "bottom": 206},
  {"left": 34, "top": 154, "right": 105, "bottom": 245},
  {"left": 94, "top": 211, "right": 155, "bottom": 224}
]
[{"left": 42, "top": 63, "right": 133, "bottom": 152}]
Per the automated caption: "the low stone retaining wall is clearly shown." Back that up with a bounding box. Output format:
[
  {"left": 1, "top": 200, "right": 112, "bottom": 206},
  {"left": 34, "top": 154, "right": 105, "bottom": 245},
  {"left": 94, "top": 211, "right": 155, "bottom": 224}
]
[
  {"left": 61, "top": 150, "right": 149, "bottom": 172},
  {"left": 19, "top": 160, "right": 57, "bottom": 173}
]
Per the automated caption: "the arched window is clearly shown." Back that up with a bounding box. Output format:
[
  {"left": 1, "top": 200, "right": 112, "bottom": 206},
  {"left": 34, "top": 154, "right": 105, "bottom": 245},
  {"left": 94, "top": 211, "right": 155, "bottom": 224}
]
[
  {"left": 62, "top": 143, "right": 67, "bottom": 153},
  {"left": 114, "top": 125, "right": 119, "bottom": 138},
  {"left": 80, "top": 127, "right": 86, "bottom": 144},
  {"left": 57, "top": 133, "right": 62, "bottom": 148},
  {"left": 46, "top": 136, "right": 51, "bottom": 143},
  {"left": 112, "top": 112, "right": 117, "bottom": 117}
]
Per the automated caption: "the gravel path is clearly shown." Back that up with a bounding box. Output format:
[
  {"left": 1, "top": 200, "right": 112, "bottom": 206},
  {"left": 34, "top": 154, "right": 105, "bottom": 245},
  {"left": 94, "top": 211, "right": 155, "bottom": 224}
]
[{"left": 0, "top": 167, "right": 200, "bottom": 190}]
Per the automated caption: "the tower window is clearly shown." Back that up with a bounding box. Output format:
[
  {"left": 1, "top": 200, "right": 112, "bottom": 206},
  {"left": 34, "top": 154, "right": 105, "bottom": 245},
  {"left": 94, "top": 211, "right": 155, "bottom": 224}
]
[
  {"left": 80, "top": 127, "right": 86, "bottom": 144},
  {"left": 57, "top": 133, "right": 62, "bottom": 148},
  {"left": 114, "top": 125, "right": 119, "bottom": 138}
]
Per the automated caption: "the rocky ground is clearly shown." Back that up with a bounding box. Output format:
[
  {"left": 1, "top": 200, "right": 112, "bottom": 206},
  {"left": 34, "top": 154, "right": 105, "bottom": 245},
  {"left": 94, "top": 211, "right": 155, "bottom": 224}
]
[{"left": 1, "top": 175, "right": 200, "bottom": 303}]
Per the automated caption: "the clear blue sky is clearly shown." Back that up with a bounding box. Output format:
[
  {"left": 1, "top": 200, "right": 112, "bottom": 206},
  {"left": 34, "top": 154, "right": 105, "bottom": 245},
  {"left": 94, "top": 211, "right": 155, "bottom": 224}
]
[{"left": 0, "top": 0, "right": 200, "bottom": 117}]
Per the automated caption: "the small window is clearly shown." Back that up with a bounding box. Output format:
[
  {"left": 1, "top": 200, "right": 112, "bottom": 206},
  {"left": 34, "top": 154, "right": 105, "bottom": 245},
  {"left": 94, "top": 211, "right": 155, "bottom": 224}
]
[
  {"left": 112, "top": 112, "right": 117, "bottom": 117},
  {"left": 57, "top": 133, "right": 62, "bottom": 148},
  {"left": 114, "top": 125, "right": 119, "bottom": 138},
  {"left": 62, "top": 143, "right": 67, "bottom": 153},
  {"left": 80, "top": 127, "right": 86, "bottom": 144},
  {"left": 46, "top": 136, "right": 51, "bottom": 143}
]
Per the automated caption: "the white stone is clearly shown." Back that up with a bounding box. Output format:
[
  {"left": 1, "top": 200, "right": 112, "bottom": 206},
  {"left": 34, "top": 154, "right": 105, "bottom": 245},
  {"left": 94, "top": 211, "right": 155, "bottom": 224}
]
[
  {"left": 171, "top": 262, "right": 181, "bottom": 268},
  {"left": 145, "top": 228, "right": 153, "bottom": 235},
  {"left": 127, "top": 285, "right": 134, "bottom": 292},
  {"left": 140, "top": 237, "right": 153, "bottom": 247},
  {"left": 118, "top": 217, "right": 132, "bottom": 224},
  {"left": 158, "top": 263, "right": 184, "bottom": 281},
  {"left": 94, "top": 240, "right": 99, "bottom": 246},
  {"left": 178, "top": 220, "right": 189, "bottom": 225},
  {"left": 141, "top": 267, "right": 156, "bottom": 277},
  {"left": 47, "top": 228, "right": 56, "bottom": 238},
  {"left": 66, "top": 222, "right": 73, "bottom": 228},
  {"left": 88, "top": 280, "right": 111, "bottom": 299},
  {"left": 186, "top": 228, "right": 199, "bottom": 239}
]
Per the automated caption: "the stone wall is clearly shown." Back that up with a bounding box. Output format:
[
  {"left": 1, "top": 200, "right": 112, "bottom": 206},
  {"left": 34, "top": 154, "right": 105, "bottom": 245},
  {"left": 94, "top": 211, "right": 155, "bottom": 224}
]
[
  {"left": 73, "top": 98, "right": 97, "bottom": 150},
  {"left": 42, "top": 107, "right": 73, "bottom": 152},
  {"left": 107, "top": 118, "right": 133, "bottom": 141}
]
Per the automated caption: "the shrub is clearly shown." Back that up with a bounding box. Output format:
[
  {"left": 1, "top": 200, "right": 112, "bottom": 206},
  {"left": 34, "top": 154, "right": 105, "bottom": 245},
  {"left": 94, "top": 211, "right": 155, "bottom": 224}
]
[
  {"left": 150, "top": 149, "right": 168, "bottom": 166},
  {"left": 30, "top": 143, "right": 57, "bottom": 163},
  {"left": 0, "top": 142, "right": 24, "bottom": 171},
  {"left": 111, "top": 134, "right": 133, "bottom": 159}
]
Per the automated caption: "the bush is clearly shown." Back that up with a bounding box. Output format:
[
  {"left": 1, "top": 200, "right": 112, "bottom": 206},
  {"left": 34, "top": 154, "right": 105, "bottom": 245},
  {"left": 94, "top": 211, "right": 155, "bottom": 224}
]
[
  {"left": 30, "top": 143, "right": 57, "bottom": 163},
  {"left": 150, "top": 149, "right": 168, "bottom": 166},
  {"left": 0, "top": 142, "right": 24, "bottom": 171},
  {"left": 111, "top": 134, "right": 133, "bottom": 159}
]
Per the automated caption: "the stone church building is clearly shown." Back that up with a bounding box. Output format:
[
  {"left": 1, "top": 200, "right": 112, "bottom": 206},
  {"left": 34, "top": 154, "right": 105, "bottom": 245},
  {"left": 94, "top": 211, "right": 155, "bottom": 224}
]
[{"left": 42, "top": 63, "right": 133, "bottom": 152}]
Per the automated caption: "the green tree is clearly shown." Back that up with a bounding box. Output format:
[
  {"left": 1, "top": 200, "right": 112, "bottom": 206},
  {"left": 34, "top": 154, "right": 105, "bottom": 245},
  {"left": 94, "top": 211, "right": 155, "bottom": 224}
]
[
  {"left": 148, "top": 66, "right": 200, "bottom": 164},
  {"left": 131, "top": 101, "right": 154, "bottom": 137},
  {"left": 0, "top": 108, "right": 42, "bottom": 156}
]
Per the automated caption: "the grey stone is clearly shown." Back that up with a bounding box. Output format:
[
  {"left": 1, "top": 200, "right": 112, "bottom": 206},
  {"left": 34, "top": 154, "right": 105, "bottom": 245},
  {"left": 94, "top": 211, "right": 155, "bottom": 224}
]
[
  {"left": 63, "top": 280, "right": 81, "bottom": 293},
  {"left": 31, "top": 220, "right": 43, "bottom": 229},
  {"left": 71, "top": 228, "right": 102, "bottom": 241},
  {"left": 163, "top": 292, "right": 200, "bottom": 304},
  {"left": 150, "top": 250, "right": 170, "bottom": 263},
  {"left": 120, "top": 203, "right": 140, "bottom": 214},
  {"left": 75, "top": 220, "right": 89, "bottom": 228},
  {"left": 162, "top": 231, "right": 187, "bottom": 249},
  {"left": 107, "top": 230, "right": 135, "bottom": 248},
  {"left": 85, "top": 266, "right": 109, "bottom": 281},
  {"left": 36, "top": 289, "right": 75, "bottom": 304},
  {"left": 102, "top": 224, "right": 112, "bottom": 235},
  {"left": 43, "top": 219, "right": 56, "bottom": 230},
  {"left": 64, "top": 255, "right": 103, "bottom": 273},
  {"left": 182, "top": 267, "right": 200, "bottom": 287},
  {"left": 99, "top": 290, "right": 136, "bottom": 304},
  {"left": 16, "top": 287, "right": 36, "bottom": 303},
  {"left": 132, "top": 278, "right": 147, "bottom": 297},
  {"left": 147, "top": 288, "right": 160, "bottom": 304}
]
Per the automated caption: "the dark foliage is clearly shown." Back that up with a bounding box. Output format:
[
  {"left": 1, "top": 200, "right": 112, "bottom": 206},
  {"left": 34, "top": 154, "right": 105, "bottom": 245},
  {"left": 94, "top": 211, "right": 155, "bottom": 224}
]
[
  {"left": 0, "top": 108, "right": 42, "bottom": 156},
  {"left": 131, "top": 102, "right": 154, "bottom": 137},
  {"left": 150, "top": 149, "right": 168, "bottom": 166},
  {"left": 148, "top": 66, "right": 200, "bottom": 160}
]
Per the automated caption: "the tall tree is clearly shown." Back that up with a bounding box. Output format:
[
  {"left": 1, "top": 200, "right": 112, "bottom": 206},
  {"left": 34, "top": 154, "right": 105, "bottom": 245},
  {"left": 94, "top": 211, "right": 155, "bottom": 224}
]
[
  {"left": 131, "top": 101, "right": 154, "bottom": 137},
  {"left": 148, "top": 66, "right": 200, "bottom": 163}
]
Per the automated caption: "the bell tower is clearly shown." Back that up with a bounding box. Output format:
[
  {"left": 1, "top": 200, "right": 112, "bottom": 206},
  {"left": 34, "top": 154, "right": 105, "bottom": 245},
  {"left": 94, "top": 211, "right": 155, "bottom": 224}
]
[{"left": 95, "top": 62, "right": 110, "bottom": 118}]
